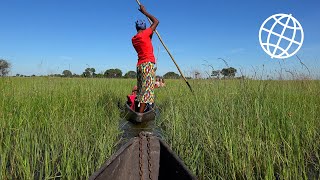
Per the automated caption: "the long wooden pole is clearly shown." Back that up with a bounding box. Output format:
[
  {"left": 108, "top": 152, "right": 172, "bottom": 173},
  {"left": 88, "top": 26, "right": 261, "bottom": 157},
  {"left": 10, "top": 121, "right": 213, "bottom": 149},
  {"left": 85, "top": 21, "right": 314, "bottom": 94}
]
[{"left": 135, "top": 0, "right": 193, "bottom": 93}]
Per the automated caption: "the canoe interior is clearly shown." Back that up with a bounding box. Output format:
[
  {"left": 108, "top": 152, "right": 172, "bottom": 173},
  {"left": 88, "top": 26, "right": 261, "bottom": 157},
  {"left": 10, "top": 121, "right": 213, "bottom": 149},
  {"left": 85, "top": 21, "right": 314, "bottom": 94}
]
[
  {"left": 89, "top": 133, "right": 196, "bottom": 180},
  {"left": 158, "top": 139, "right": 196, "bottom": 179},
  {"left": 123, "top": 103, "right": 156, "bottom": 123}
]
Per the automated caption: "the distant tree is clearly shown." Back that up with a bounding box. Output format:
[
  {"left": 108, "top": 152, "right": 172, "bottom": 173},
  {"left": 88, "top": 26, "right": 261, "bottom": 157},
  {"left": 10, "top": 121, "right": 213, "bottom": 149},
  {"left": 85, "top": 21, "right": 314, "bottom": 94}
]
[
  {"left": 104, "top": 68, "right": 122, "bottom": 78},
  {"left": 89, "top": 68, "right": 96, "bottom": 77},
  {"left": 95, "top": 73, "right": 104, "bottom": 78},
  {"left": 83, "top": 68, "right": 96, "bottom": 78},
  {"left": 16, "top": 74, "right": 20, "bottom": 77},
  {"left": 82, "top": 70, "right": 88, "bottom": 77},
  {"left": 52, "top": 74, "right": 62, "bottom": 77},
  {"left": 72, "top": 73, "right": 81, "bottom": 78},
  {"left": 124, "top": 71, "right": 137, "bottom": 79},
  {"left": 211, "top": 70, "right": 221, "bottom": 79},
  {"left": 62, "top": 70, "right": 72, "bottom": 77},
  {"left": 163, "top": 72, "right": 180, "bottom": 79},
  {"left": 221, "top": 67, "right": 237, "bottom": 78},
  {"left": 0, "top": 59, "right": 11, "bottom": 76}
]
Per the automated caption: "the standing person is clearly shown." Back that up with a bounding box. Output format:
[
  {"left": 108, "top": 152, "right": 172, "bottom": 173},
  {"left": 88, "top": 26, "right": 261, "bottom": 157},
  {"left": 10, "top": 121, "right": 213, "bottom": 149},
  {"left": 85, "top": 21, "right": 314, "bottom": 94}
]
[{"left": 132, "top": 4, "right": 159, "bottom": 113}]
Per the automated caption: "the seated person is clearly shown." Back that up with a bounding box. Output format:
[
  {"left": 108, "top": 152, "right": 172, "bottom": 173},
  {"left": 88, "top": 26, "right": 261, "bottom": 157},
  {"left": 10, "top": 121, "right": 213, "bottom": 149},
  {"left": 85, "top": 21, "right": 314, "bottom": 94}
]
[
  {"left": 127, "top": 86, "right": 137, "bottom": 110},
  {"left": 155, "top": 77, "right": 160, "bottom": 88},
  {"left": 160, "top": 78, "right": 165, "bottom": 87}
]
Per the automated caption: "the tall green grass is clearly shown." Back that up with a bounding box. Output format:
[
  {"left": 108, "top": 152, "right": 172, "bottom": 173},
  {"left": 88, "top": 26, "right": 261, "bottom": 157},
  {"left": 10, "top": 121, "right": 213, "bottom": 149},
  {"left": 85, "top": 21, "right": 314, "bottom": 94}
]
[
  {"left": 0, "top": 78, "right": 128, "bottom": 179},
  {"left": 157, "top": 79, "right": 320, "bottom": 179},
  {"left": 0, "top": 77, "right": 319, "bottom": 179}
]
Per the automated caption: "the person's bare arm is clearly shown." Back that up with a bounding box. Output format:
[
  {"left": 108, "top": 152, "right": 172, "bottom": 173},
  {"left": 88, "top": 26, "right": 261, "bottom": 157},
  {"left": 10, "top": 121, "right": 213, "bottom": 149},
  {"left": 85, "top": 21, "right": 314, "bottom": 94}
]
[{"left": 139, "top": 5, "right": 159, "bottom": 32}]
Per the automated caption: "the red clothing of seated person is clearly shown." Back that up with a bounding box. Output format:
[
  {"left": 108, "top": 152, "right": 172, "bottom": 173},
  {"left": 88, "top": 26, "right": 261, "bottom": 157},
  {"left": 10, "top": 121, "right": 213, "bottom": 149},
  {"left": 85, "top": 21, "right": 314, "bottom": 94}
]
[{"left": 127, "top": 86, "right": 138, "bottom": 110}]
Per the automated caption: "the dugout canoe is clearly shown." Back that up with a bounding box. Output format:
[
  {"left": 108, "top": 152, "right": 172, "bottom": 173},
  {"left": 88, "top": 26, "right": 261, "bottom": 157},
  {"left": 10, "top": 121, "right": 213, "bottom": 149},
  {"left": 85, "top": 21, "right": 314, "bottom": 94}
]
[
  {"left": 123, "top": 103, "right": 156, "bottom": 123},
  {"left": 89, "top": 132, "right": 196, "bottom": 180}
]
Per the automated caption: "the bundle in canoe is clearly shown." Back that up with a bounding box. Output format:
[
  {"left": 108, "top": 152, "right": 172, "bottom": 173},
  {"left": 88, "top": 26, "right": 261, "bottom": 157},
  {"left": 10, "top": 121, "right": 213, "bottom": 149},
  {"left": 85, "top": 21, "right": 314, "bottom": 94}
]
[
  {"left": 123, "top": 103, "right": 156, "bottom": 123},
  {"left": 89, "top": 132, "right": 196, "bottom": 180}
]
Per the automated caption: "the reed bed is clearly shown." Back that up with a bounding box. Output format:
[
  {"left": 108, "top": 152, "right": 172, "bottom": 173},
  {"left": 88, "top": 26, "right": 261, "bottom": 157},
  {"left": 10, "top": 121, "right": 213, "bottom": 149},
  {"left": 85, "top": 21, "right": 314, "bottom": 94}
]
[
  {"left": 0, "top": 77, "right": 319, "bottom": 179},
  {"left": 157, "top": 79, "right": 320, "bottom": 179}
]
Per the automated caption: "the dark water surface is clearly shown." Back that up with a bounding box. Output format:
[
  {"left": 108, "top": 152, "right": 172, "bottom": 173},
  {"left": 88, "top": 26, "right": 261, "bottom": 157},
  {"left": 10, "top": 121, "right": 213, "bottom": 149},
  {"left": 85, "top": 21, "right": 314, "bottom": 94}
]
[{"left": 117, "top": 108, "right": 162, "bottom": 148}]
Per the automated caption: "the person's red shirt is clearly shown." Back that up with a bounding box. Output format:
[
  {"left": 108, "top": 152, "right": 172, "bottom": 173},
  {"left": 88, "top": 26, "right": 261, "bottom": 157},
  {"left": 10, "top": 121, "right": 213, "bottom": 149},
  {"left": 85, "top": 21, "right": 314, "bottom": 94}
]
[{"left": 132, "top": 28, "right": 156, "bottom": 66}]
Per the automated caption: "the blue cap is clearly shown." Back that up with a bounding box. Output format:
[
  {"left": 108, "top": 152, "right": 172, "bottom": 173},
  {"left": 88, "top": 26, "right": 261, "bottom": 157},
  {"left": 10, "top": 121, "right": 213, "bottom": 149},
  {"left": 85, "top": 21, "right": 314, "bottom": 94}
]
[{"left": 135, "top": 20, "right": 146, "bottom": 30}]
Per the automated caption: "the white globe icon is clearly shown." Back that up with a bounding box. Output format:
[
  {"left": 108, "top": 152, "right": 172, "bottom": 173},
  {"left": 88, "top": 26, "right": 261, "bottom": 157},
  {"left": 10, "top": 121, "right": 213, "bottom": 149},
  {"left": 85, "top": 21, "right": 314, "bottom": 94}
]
[{"left": 259, "top": 13, "right": 304, "bottom": 59}]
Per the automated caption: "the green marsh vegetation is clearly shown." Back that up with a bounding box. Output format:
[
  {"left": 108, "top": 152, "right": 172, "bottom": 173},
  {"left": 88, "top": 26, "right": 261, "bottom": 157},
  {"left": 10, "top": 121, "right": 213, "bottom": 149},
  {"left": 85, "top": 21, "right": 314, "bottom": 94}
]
[{"left": 0, "top": 77, "right": 319, "bottom": 179}]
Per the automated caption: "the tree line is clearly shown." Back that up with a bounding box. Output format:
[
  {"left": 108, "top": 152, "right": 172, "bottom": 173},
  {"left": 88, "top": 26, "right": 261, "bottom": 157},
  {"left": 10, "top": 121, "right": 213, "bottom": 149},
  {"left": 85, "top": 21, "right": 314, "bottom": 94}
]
[
  {"left": 1, "top": 59, "right": 239, "bottom": 79},
  {"left": 61, "top": 68, "right": 131, "bottom": 78},
  {"left": 61, "top": 68, "right": 183, "bottom": 79},
  {"left": 211, "top": 67, "right": 238, "bottom": 79}
]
